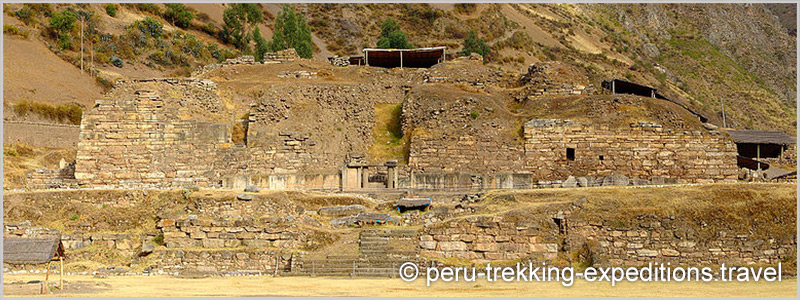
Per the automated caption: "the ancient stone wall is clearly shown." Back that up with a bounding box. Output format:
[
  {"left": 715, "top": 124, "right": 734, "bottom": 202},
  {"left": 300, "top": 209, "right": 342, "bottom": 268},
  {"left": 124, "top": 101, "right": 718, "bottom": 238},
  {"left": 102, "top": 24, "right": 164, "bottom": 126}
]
[
  {"left": 158, "top": 217, "right": 302, "bottom": 250},
  {"left": 408, "top": 135, "right": 524, "bottom": 173},
  {"left": 517, "top": 62, "right": 596, "bottom": 100},
  {"left": 75, "top": 79, "right": 232, "bottom": 188},
  {"left": 3, "top": 121, "right": 80, "bottom": 148},
  {"left": 523, "top": 119, "right": 738, "bottom": 183},
  {"left": 420, "top": 214, "right": 794, "bottom": 267},
  {"left": 419, "top": 216, "right": 559, "bottom": 261},
  {"left": 153, "top": 249, "right": 292, "bottom": 275},
  {"left": 568, "top": 219, "right": 794, "bottom": 266}
]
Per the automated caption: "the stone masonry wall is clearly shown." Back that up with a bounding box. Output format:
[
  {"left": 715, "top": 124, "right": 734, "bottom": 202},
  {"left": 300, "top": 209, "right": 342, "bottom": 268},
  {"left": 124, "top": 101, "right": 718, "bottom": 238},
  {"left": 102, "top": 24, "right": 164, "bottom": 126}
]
[
  {"left": 419, "top": 216, "right": 559, "bottom": 261},
  {"left": 75, "top": 79, "right": 232, "bottom": 188},
  {"left": 420, "top": 215, "right": 794, "bottom": 267},
  {"left": 3, "top": 121, "right": 80, "bottom": 148},
  {"left": 523, "top": 119, "right": 738, "bottom": 183},
  {"left": 157, "top": 217, "right": 302, "bottom": 250},
  {"left": 408, "top": 135, "right": 525, "bottom": 173}
]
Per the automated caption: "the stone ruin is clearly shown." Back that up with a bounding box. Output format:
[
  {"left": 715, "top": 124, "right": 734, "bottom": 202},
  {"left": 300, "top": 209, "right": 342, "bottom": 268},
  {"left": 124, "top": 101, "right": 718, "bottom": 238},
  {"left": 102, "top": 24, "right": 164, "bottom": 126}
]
[{"left": 61, "top": 55, "right": 745, "bottom": 191}]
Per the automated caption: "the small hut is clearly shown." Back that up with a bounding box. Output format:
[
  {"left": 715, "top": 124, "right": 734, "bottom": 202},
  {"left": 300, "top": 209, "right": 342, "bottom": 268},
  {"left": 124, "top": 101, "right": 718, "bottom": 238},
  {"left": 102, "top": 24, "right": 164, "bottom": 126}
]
[
  {"left": 3, "top": 237, "right": 65, "bottom": 294},
  {"left": 394, "top": 198, "right": 432, "bottom": 213}
]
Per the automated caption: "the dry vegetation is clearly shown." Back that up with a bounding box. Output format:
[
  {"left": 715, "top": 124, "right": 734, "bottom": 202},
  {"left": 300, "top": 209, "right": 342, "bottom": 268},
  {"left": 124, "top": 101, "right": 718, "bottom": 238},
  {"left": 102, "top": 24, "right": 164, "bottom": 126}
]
[
  {"left": 368, "top": 103, "right": 409, "bottom": 163},
  {"left": 2, "top": 143, "right": 76, "bottom": 189}
]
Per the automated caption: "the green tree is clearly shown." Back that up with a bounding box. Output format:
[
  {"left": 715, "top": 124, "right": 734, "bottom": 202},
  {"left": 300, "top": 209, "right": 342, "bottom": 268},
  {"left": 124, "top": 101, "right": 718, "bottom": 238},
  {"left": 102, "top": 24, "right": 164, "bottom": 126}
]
[
  {"left": 49, "top": 9, "right": 77, "bottom": 49},
  {"left": 163, "top": 3, "right": 194, "bottom": 29},
  {"left": 376, "top": 18, "right": 413, "bottom": 49},
  {"left": 252, "top": 27, "right": 270, "bottom": 62},
  {"left": 221, "top": 3, "right": 263, "bottom": 51},
  {"left": 461, "top": 30, "right": 490, "bottom": 60},
  {"left": 270, "top": 4, "right": 312, "bottom": 59},
  {"left": 105, "top": 4, "right": 116, "bottom": 17}
]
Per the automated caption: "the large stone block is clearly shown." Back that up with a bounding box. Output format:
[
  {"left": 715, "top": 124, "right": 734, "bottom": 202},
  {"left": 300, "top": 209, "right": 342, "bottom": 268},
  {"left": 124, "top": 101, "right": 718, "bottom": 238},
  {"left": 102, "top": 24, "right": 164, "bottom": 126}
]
[{"left": 438, "top": 241, "right": 468, "bottom": 252}]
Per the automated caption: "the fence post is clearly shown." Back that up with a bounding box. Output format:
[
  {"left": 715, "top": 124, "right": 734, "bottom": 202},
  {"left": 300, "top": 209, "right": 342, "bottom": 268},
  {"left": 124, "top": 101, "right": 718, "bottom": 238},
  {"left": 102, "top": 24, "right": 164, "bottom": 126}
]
[
  {"left": 352, "top": 260, "right": 356, "bottom": 277},
  {"left": 312, "top": 261, "right": 315, "bottom": 277}
]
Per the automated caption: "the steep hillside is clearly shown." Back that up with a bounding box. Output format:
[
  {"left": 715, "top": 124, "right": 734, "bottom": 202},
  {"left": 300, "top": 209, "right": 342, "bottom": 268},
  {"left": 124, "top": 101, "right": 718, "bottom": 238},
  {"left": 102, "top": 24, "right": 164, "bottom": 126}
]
[
  {"left": 293, "top": 3, "right": 796, "bottom": 133},
  {"left": 2, "top": 3, "right": 795, "bottom": 134}
]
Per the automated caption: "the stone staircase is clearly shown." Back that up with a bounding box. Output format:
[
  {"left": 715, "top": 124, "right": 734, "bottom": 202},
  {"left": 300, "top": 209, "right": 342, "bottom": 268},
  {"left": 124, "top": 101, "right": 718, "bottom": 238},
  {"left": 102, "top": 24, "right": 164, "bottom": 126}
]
[{"left": 286, "top": 229, "right": 419, "bottom": 277}]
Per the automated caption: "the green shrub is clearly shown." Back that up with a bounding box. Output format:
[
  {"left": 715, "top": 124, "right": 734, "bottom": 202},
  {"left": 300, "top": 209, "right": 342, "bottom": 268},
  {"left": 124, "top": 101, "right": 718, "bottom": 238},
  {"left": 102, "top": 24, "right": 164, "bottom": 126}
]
[
  {"left": 110, "top": 56, "right": 123, "bottom": 67},
  {"left": 454, "top": 3, "right": 477, "bottom": 14},
  {"left": 163, "top": 3, "right": 194, "bottom": 29},
  {"left": 470, "top": 111, "right": 478, "bottom": 119},
  {"left": 105, "top": 4, "right": 116, "bottom": 17},
  {"left": 136, "top": 3, "right": 161, "bottom": 16},
  {"left": 201, "top": 22, "right": 217, "bottom": 36},
  {"left": 130, "top": 17, "right": 163, "bottom": 38},
  {"left": 153, "top": 234, "right": 165, "bottom": 246},
  {"left": 15, "top": 5, "right": 34, "bottom": 25},
  {"left": 3, "top": 24, "right": 29, "bottom": 38},
  {"left": 461, "top": 30, "right": 490, "bottom": 59}
]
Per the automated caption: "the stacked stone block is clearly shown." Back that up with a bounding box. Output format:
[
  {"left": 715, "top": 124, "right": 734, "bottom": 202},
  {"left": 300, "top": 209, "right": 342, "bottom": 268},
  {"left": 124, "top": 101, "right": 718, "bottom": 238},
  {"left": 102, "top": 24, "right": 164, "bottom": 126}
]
[
  {"left": 523, "top": 119, "right": 738, "bottom": 183},
  {"left": 419, "top": 216, "right": 559, "bottom": 261}
]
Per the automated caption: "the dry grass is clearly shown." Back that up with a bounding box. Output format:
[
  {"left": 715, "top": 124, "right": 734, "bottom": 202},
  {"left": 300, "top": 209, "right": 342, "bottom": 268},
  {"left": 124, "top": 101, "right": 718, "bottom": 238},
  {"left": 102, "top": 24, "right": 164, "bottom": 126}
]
[
  {"left": 481, "top": 183, "right": 797, "bottom": 239},
  {"left": 2, "top": 143, "right": 76, "bottom": 190},
  {"left": 2, "top": 274, "right": 796, "bottom": 297},
  {"left": 368, "top": 103, "right": 409, "bottom": 164}
]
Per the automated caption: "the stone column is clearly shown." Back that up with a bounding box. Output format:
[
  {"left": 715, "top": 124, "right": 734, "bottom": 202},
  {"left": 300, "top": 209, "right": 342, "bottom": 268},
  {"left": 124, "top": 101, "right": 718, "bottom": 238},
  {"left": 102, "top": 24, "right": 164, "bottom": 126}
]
[{"left": 361, "top": 166, "right": 369, "bottom": 189}]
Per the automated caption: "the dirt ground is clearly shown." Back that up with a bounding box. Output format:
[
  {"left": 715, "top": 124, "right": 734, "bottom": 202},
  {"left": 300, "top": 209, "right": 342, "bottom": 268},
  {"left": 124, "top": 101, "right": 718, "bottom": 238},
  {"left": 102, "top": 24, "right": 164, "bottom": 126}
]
[{"left": 2, "top": 274, "right": 796, "bottom": 297}]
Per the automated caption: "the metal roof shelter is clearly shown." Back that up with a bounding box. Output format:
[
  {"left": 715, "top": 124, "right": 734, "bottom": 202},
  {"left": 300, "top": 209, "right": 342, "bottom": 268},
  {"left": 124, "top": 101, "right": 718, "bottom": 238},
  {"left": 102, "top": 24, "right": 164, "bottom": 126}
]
[
  {"left": 726, "top": 130, "right": 796, "bottom": 145},
  {"left": 362, "top": 46, "right": 446, "bottom": 69},
  {"left": 3, "top": 237, "right": 65, "bottom": 293},
  {"left": 602, "top": 78, "right": 709, "bottom": 123},
  {"left": 726, "top": 130, "right": 796, "bottom": 171}
]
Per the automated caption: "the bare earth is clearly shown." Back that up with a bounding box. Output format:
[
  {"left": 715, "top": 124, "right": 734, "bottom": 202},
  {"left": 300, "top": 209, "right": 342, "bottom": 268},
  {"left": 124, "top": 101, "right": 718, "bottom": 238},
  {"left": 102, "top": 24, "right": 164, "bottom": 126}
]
[{"left": 2, "top": 274, "right": 796, "bottom": 297}]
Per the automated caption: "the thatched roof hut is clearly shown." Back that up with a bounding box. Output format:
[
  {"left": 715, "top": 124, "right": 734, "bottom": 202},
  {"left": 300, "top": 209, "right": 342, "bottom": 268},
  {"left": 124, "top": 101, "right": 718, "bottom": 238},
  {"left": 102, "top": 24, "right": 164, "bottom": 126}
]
[{"left": 3, "top": 237, "right": 64, "bottom": 265}]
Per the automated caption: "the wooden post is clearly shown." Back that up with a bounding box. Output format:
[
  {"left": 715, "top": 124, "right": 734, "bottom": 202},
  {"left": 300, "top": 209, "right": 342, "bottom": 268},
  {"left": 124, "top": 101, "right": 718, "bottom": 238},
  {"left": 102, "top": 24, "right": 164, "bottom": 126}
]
[
  {"left": 44, "top": 261, "right": 51, "bottom": 294},
  {"left": 757, "top": 144, "right": 761, "bottom": 172},
  {"left": 400, "top": 51, "right": 403, "bottom": 69},
  {"left": 312, "top": 261, "right": 315, "bottom": 277},
  {"left": 612, "top": 80, "right": 616, "bottom": 94},
  {"left": 274, "top": 256, "right": 279, "bottom": 277},
  {"left": 59, "top": 257, "right": 64, "bottom": 290},
  {"left": 365, "top": 50, "right": 369, "bottom": 66},
  {"left": 80, "top": 18, "right": 84, "bottom": 74}
]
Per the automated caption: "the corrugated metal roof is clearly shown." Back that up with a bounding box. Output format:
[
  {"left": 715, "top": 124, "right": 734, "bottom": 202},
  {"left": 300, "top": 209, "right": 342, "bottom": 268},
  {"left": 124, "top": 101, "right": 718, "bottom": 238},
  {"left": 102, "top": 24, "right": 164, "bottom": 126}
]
[
  {"left": 726, "top": 130, "right": 796, "bottom": 144},
  {"left": 3, "top": 237, "right": 63, "bottom": 265}
]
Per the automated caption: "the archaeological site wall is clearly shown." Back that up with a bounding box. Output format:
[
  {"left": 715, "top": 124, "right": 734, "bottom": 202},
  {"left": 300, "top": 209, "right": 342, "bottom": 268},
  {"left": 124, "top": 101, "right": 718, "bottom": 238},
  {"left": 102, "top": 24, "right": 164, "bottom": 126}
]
[
  {"left": 419, "top": 214, "right": 794, "bottom": 267},
  {"left": 75, "top": 79, "right": 233, "bottom": 188},
  {"left": 3, "top": 121, "right": 81, "bottom": 148},
  {"left": 523, "top": 119, "right": 738, "bottom": 183},
  {"left": 406, "top": 118, "right": 738, "bottom": 189}
]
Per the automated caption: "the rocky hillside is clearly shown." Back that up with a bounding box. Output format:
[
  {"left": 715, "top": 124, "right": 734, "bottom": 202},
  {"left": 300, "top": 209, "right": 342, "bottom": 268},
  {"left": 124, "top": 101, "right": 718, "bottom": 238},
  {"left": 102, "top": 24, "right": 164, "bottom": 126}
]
[
  {"left": 2, "top": 3, "right": 795, "bottom": 134},
  {"left": 295, "top": 3, "right": 796, "bottom": 133}
]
